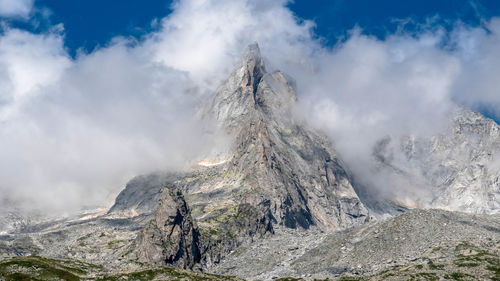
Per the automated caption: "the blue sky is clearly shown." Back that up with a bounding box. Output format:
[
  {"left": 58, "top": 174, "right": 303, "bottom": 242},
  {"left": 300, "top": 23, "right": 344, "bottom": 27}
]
[
  {"left": 9, "top": 0, "right": 500, "bottom": 55},
  {"left": 290, "top": 0, "right": 500, "bottom": 42}
]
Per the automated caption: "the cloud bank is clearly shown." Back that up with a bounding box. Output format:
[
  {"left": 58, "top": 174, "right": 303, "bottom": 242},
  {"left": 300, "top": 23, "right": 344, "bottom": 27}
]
[
  {"left": 0, "top": 0, "right": 33, "bottom": 18},
  {"left": 0, "top": 0, "right": 500, "bottom": 217}
]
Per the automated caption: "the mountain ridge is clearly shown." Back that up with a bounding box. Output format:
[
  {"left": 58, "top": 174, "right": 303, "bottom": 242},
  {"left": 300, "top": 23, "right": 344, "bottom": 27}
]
[{"left": 0, "top": 43, "right": 499, "bottom": 281}]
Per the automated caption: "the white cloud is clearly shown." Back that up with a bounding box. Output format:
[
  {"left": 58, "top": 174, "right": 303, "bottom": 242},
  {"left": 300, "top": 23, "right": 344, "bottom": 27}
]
[
  {"left": 0, "top": 0, "right": 33, "bottom": 18},
  {"left": 0, "top": 0, "right": 500, "bottom": 217},
  {"left": 452, "top": 18, "right": 500, "bottom": 117},
  {"left": 0, "top": 28, "right": 70, "bottom": 120}
]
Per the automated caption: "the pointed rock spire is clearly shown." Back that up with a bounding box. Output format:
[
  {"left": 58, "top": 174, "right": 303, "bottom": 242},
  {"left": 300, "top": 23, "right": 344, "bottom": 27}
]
[
  {"left": 113, "top": 43, "right": 370, "bottom": 269},
  {"left": 195, "top": 43, "right": 369, "bottom": 234},
  {"left": 200, "top": 43, "right": 267, "bottom": 131},
  {"left": 239, "top": 43, "right": 266, "bottom": 103},
  {"left": 201, "top": 43, "right": 298, "bottom": 131},
  {"left": 241, "top": 42, "right": 262, "bottom": 62}
]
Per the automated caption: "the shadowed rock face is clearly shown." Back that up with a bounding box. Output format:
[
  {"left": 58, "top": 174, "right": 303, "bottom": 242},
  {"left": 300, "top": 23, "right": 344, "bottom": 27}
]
[{"left": 136, "top": 186, "right": 201, "bottom": 269}]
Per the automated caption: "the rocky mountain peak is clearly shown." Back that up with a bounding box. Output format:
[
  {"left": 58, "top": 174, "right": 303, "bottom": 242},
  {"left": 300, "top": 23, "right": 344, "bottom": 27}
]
[
  {"left": 239, "top": 42, "right": 265, "bottom": 84},
  {"left": 194, "top": 43, "right": 369, "bottom": 232},
  {"left": 110, "top": 43, "right": 370, "bottom": 269},
  {"left": 202, "top": 43, "right": 297, "bottom": 132},
  {"left": 4, "top": 43, "right": 500, "bottom": 281},
  {"left": 227, "top": 42, "right": 266, "bottom": 102}
]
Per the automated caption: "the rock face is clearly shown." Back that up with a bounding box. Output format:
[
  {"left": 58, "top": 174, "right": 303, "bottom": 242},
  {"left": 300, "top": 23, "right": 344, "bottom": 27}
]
[
  {"left": 370, "top": 107, "right": 500, "bottom": 214},
  {"left": 192, "top": 43, "right": 369, "bottom": 232},
  {"left": 136, "top": 186, "right": 201, "bottom": 269},
  {"left": 110, "top": 43, "right": 370, "bottom": 268},
  {"left": 108, "top": 173, "right": 186, "bottom": 217},
  {"left": 0, "top": 43, "right": 499, "bottom": 281}
]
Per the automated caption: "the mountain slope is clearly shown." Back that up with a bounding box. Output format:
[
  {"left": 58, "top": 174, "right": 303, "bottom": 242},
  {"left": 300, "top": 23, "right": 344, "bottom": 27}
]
[
  {"left": 104, "top": 43, "right": 371, "bottom": 268},
  {"left": 370, "top": 107, "right": 500, "bottom": 214},
  {"left": 191, "top": 43, "right": 369, "bottom": 231},
  {"left": 211, "top": 209, "right": 500, "bottom": 280},
  {"left": 1, "top": 44, "right": 499, "bottom": 281}
]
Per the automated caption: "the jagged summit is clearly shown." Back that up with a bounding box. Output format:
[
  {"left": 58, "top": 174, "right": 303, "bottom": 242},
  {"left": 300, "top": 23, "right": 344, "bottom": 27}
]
[
  {"left": 2, "top": 43, "right": 500, "bottom": 281},
  {"left": 202, "top": 43, "right": 297, "bottom": 131},
  {"left": 108, "top": 43, "right": 369, "bottom": 266},
  {"left": 232, "top": 42, "right": 266, "bottom": 98},
  {"left": 237, "top": 42, "right": 265, "bottom": 89},
  {"left": 193, "top": 43, "right": 369, "bottom": 231},
  {"left": 242, "top": 42, "right": 262, "bottom": 60}
]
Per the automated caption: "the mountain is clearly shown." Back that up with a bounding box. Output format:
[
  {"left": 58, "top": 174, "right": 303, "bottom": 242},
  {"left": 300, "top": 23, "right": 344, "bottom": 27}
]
[
  {"left": 0, "top": 44, "right": 498, "bottom": 281},
  {"left": 112, "top": 43, "right": 369, "bottom": 230},
  {"left": 192, "top": 43, "right": 369, "bottom": 231},
  {"left": 108, "top": 43, "right": 370, "bottom": 266},
  {"left": 368, "top": 107, "right": 500, "bottom": 214}
]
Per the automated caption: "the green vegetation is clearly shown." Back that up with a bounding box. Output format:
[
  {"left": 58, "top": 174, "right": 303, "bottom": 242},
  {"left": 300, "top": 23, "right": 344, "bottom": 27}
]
[
  {"left": 337, "top": 277, "right": 365, "bottom": 281},
  {"left": 1, "top": 241, "right": 498, "bottom": 281},
  {"left": 0, "top": 256, "right": 241, "bottom": 281},
  {"left": 414, "top": 272, "right": 439, "bottom": 281},
  {"left": 454, "top": 262, "right": 480, "bottom": 267},
  {"left": 342, "top": 247, "right": 499, "bottom": 281},
  {"left": 428, "top": 263, "right": 445, "bottom": 270},
  {"left": 486, "top": 264, "right": 500, "bottom": 281},
  {"left": 77, "top": 233, "right": 93, "bottom": 247},
  {"left": 94, "top": 266, "right": 241, "bottom": 281},
  {"left": 452, "top": 242, "right": 499, "bottom": 279},
  {"left": 0, "top": 256, "right": 94, "bottom": 281},
  {"left": 106, "top": 240, "right": 125, "bottom": 248},
  {"left": 443, "top": 272, "right": 474, "bottom": 280}
]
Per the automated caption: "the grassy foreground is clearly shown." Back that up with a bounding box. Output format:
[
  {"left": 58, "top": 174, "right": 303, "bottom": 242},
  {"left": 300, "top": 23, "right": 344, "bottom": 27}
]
[{"left": 0, "top": 256, "right": 242, "bottom": 281}]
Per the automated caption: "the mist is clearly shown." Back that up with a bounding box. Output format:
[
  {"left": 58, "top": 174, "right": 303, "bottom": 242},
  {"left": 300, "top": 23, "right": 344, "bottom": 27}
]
[{"left": 1, "top": 0, "right": 500, "bottom": 217}]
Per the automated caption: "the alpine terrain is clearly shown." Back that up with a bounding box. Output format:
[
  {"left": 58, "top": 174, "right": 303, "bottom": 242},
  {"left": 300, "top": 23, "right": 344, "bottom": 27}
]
[{"left": 0, "top": 44, "right": 498, "bottom": 281}]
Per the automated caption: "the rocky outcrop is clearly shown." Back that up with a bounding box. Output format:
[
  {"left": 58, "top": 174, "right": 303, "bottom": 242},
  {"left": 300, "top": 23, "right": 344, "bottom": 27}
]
[
  {"left": 136, "top": 185, "right": 201, "bottom": 269},
  {"left": 108, "top": 173, "right": 185, "bottom": 217},
  {"left": 292, "top": 209, "right": 500, "bottom": 280}
]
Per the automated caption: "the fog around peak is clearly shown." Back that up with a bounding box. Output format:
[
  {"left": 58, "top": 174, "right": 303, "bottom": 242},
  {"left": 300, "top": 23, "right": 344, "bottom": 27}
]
[{"left": 0, "top": 0, "right": 499, "bottom": 216}]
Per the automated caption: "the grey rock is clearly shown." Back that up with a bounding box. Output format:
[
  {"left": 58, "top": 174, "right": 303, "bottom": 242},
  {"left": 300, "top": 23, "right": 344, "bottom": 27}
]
[
  {"left": 194, "top": 43, "right": 369, "bottom": 233},
  {"left": 369, "top": 107, "right": 500, "bottom": 215},
  {"left": 1, "top": 43, "right": 498, "bottom": 281},
  {"left": 212, "top": 209, "right": 500, "bottom": 280},
  {"left": 108, "top": 172, "right": 186, "bottom": 217},
  {"left": 136, "top": 185, "right": 201, "bottom": 269}
]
